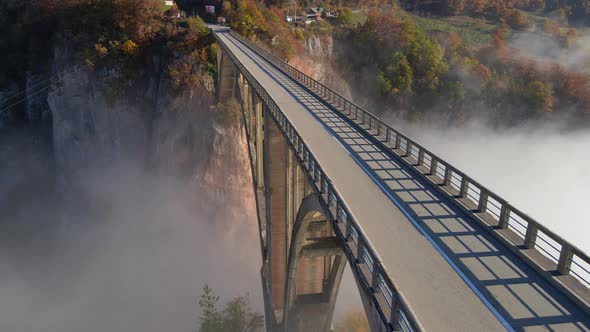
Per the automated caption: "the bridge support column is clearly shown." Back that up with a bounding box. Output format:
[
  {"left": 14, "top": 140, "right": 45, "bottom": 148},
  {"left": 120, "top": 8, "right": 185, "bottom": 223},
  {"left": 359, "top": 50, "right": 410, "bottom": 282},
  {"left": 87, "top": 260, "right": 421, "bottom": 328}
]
[
  {"left": 242, "top": 81, "right": 251, "bottom": 130},
  {"left": 217, "top": 50, "right": 236, "bottom": 100},
  {"left": 255, "top": 97, "right": 264, "bottom": 188},
  {"left": 265, "top": 110, "right": 289, "bottom": 325},
  {"left": 286, "top": 151, "right": 295, "bottom": 261},
  {"left": 248, "top": 85, "right": 256, "bottom": 146}
]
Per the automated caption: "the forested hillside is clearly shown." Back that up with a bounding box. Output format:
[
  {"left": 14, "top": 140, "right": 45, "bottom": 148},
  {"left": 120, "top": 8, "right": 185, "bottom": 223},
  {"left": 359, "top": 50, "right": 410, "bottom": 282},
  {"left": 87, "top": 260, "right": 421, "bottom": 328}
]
[{"left": 185, "top": 0, "right": 590, "bottom": 127}]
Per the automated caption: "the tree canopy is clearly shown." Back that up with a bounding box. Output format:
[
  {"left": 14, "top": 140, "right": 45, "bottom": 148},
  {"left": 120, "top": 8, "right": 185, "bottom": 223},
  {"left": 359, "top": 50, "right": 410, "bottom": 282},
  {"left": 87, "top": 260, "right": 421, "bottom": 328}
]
[{"left": 197, "top": 284, "right": 264, "bottom": 332}]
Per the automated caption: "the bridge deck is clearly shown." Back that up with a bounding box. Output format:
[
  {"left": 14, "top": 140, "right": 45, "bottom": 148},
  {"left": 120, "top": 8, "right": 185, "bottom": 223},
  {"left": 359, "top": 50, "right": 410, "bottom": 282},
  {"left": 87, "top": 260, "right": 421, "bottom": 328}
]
[{"left": 213, "top": 28, "right": 590, "bottom": 331}]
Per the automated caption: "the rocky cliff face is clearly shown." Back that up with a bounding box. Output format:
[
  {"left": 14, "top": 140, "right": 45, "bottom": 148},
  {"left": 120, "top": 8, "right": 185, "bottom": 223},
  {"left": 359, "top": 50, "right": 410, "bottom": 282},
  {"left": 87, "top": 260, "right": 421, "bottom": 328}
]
[
  {"left": 25, "top": 72, "right": 52, "bottom": 122},
  {"left": 46, "top": 38, "right": 223, "bottom": 187},
  {"left": 2, "top": 36, "right": 252, "bottom": 231},
  {"left": 290, "top": 32, "right": 353, "bottom": 100},
  {"left": 0, "top": 84, "right": 19, "bottom": 127}
]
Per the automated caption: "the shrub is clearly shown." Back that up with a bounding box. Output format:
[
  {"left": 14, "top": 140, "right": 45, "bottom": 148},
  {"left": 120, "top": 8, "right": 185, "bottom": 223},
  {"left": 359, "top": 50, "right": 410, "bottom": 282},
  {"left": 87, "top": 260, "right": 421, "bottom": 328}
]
[
  {"left": 507, "top": 10, "right": 529, "bottom": 30},
  {"left": 121, "top": 40, "right": 139, "bottom": 55}
]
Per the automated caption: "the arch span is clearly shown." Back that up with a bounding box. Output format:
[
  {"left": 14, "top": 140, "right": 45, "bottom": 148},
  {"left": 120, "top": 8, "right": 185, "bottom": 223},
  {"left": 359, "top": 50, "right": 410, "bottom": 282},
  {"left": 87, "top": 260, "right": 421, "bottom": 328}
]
[{"left": 283, "top": 194, "right": 346, "bottom": 332}]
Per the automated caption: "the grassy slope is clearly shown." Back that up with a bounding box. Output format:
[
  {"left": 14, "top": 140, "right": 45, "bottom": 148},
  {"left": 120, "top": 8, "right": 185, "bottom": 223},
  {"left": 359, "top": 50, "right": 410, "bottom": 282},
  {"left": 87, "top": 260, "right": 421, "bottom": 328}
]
[{"left": 398, "top": 11, "right": 499, "bottom": 47}]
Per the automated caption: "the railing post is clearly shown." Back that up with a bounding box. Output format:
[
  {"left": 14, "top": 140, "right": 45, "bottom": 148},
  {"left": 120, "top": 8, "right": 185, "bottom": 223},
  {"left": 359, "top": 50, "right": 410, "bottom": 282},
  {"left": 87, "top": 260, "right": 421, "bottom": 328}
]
[
  {"left": 390, "top": 299, "right": 401, "bottom": 331},
  {"left": 417, "top": 150, "right": 425, "bottom": 166},
  {"left": 394, "top": 135, "right": 401, "bottom": 150},
  {"left": 405, "top": 141, "right": 412, "bottom": 157},
  {"left": 459, "top": 177, "right": 469, "bottom": 198},
  {"left": 356, "top": 239, "right": 365, "bottom": 263},
  {"left": 477, "top": 190, "right": 489, "bottom": 213},
  {"left": 430, "top": 158, "right": 438, "bottom": 176},
  {"left": 345, "top": 220, "right": 353, "bottom": 241},
  {"left": 370, "top": 265, "right": 380, "bottom": 292},
  {"left": 498, "top": 204, "right": 510, "bottom": 228},
  {"left": 443, "top": 167, "right": 452, "bottom": 186},
  {"left": 524, "top": 223, "right": 538, "bottom": 249},
  {"left": 557, "top": 245, "right": 574, "bottom": 275}
]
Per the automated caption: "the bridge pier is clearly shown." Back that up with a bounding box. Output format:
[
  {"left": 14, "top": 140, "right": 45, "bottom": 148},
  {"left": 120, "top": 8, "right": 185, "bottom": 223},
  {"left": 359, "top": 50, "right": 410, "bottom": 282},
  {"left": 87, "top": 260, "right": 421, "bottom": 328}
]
[
  {"left": 265, "top": 109, "right": 289, "bottom": 324},
  {"left": 217, "top": 49, "right": 236, "bottom": 100},
  {"left": 255, "top": 96, "right": 264, "bottom": 188}
]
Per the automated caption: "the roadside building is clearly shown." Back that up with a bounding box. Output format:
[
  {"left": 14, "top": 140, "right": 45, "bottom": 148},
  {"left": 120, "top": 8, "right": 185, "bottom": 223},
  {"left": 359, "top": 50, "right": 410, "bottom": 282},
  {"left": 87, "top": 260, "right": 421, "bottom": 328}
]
[{"left": 310, "top": 7, "right": 324, "bottom": 19}]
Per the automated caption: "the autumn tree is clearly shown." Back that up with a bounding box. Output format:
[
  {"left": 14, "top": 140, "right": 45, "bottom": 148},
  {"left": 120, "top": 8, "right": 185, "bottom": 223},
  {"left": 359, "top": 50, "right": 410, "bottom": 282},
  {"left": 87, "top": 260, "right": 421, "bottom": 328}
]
[
  {"left": 507, "top": 10, "right": 529, "bottom": 30},
  {"left": 562, "top": 28, "right": 577, "bottom": 48},
  {"left": 376, "top": 72, "right": 393, "bottom": 96},
  {"left": 404, "top": 28, "right": 448, "bottom": 92},
  {"left": 336, "top": 7, "right": 354, "bottom": 26},
  {"left": 472, "top": 63, "right": 492, "bottom": 84},
  {"left": 468, "top": 0, "right": 489, "bottom": 16},
  {"left": 219, "top": 296, "right": 264, "bottom": 332},
  {"left": 222, "top": 0, "right": 233, "bottom": 18},
  {"left": 199, "top": 284, "right": 222, "bottom": 332},
  {"left": 386, "top": 52, "right": 414, "bottom": 93},
  {"left": 231, "top": 0, "right": 268, "bottom": 37},
  {"left": 197, "top": 284, "right": 264, "bottom": 332},
  {"left": 446, "top": 32, "right": 465, "bottom": 62},
  {"left": 526, "top": 80, "right": 553, "bottom": 112},
  {"left": 541, "top": 19, "right": 560, "bottom": 35},
  {"left": 444, "top": 0, "right": 465, "bottom": 15}
]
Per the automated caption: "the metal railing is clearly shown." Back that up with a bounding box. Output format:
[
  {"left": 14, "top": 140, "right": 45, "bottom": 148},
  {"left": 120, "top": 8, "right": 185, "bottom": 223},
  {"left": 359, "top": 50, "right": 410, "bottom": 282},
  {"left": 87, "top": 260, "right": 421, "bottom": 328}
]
[
  {"left": 227, "top": 31, "right": 590, "bottom": 295},
  {"left": 214, "top": 31, "right": 424, "bottom": 332}
]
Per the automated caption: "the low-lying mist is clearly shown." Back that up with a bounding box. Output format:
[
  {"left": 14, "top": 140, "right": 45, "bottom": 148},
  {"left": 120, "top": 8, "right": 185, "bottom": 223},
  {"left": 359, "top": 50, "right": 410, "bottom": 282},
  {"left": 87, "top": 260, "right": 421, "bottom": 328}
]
[
  {"left": 399, "top": 120, "right": 590, "bottom": 253},
  {"left": 0, "top": 153, "right": 262, "bottom": 331}
]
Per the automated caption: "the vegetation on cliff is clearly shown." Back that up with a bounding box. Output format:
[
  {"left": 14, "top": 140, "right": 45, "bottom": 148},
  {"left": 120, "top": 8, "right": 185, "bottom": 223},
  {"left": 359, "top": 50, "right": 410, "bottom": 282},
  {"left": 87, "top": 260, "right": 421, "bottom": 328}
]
[
  {"left": 340, "top": 8, "right": 590, "bottom": 124},
  {"left": 197, "top": 284, "right": 264, "bottom": 332},
  {"left": 0, "top": 0, "right": 216, "bottom": 120}
]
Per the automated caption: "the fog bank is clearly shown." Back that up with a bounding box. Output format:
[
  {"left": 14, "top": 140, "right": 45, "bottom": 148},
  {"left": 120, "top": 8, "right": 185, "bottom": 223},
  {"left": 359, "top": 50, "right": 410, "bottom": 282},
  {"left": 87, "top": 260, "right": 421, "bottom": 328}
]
[
  {"left": 400, "top": 121, "right": 590, "bottom": 253},
  {"left": 0, "top": 141, "right": 262, "bottom": 332}
]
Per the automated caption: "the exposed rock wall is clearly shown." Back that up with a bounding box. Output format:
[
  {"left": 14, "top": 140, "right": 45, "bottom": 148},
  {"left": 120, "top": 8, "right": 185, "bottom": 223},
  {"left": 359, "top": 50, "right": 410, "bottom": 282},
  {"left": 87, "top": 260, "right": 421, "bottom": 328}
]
[
  {"left": 25, "top": 72, "right": 51, "bottom": 122},
  {"left": 0, "top": 83, "right": 20, "bottom": 126},
  {"left": 46, "top": 39, "right": 221, "bottom": 187},
  {"left": 290, "top": 32, "right": 352, "bottom": 100}
]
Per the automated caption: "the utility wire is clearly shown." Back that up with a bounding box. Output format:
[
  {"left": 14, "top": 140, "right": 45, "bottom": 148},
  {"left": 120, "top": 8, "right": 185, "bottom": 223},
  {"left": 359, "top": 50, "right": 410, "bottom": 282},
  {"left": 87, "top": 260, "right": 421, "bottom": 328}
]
[
  {"left": 0, "top": 43, "right": 124, "bottom": 116},
  {"left": 2, "top": 50, "right": 109, "bottom": 105}
]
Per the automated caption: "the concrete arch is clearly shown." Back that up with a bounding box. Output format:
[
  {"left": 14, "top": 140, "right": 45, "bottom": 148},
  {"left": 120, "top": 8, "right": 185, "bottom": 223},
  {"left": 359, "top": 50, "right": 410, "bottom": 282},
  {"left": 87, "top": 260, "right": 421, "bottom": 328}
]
[{"left": 283, "top": 194, "right": 346, "bottom": 332}]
